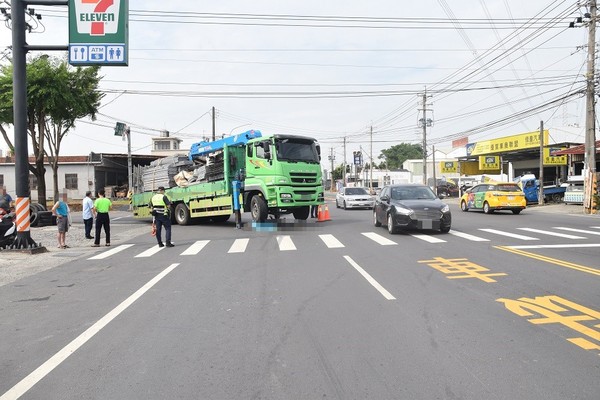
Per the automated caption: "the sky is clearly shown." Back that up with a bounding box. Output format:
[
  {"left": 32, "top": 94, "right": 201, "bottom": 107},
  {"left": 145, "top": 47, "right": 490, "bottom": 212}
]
[{"left": 0, "top": 0, "right": 591, "bottom": 172}]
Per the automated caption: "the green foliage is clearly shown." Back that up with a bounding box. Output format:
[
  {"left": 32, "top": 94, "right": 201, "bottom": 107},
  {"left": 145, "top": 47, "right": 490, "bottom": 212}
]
[
  {"left": 378, "top": 143, "right": 423, "bottom": 170},
  {"left": 0, "top": 55, "right": 104, "bottom": 131}
]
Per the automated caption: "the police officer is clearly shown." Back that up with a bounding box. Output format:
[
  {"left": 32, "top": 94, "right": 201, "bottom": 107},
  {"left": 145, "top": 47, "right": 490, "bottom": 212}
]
[{"left": 149, "top": 186, "right": 174, "bottom": 247}]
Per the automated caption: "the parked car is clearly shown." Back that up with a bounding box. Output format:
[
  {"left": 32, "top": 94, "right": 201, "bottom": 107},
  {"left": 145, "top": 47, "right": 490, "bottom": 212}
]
[
  {"left": 373, "top": 184, "right": 452, "bottom": 234},
  {"left": 336, "top": 187, "right": 375, "bottom": 209},
  {"left": 460, "top": 182, "right": 526, "bottom": 214}
]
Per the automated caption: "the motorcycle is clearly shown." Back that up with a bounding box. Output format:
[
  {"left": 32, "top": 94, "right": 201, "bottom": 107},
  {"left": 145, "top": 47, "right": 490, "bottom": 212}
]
[{"left": 0, "top": 210, "right": 16, "bottom": 249}]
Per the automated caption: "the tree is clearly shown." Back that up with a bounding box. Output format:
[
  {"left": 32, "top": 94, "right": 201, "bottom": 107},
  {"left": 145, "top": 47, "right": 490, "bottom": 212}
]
[
  {"left": 0, "top": 55, "right": 103, "bottom": 205},
  {"left": 378, "top": 143, "right": 423, "bottom": 170}
]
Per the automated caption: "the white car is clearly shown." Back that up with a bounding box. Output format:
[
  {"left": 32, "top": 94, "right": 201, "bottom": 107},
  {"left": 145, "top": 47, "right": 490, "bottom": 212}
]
[{"left": 336, "top": 187, "right": 375, "bottom": 209}]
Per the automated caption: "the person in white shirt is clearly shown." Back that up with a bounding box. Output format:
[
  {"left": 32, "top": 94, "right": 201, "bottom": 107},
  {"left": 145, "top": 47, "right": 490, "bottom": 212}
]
[{"left": 82, "top": 191, "right": 94, "bottom": 239}]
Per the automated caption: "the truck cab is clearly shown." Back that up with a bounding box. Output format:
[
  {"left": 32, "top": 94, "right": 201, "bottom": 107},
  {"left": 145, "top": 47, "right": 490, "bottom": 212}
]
[{"left": 243, "top": 134, "right": 323, "bottom": 221}]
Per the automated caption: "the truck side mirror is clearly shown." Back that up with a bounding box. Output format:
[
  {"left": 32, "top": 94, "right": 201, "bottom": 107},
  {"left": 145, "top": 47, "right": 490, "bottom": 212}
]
[
  {"left": 263, "top": 141, "right": 271, "bottom": 160},
  {"left": 316, "top": 144, "right": 321, "bottom": 161}
]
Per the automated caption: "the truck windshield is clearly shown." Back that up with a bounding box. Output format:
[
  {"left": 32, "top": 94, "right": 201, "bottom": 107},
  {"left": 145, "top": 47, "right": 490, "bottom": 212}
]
[{"left": 275, "top": 138, "right": 320, "bottom": 163}]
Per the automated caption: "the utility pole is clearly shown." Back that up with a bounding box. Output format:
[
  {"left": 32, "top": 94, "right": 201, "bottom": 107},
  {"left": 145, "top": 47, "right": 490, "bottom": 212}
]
[
  {"left": 370, "top": 125, "right": 373, "bottom": 193},
  {"left": 419, "top": 91, "right": 433, "bottom": 185},
  {"left": 432, "top": 145, "right": 437, "bottom": 195},
  {"left": 329, "top": 147, "right": 335, "bottom": 191},
  {"left": 343, "top": 136, "right": 347, "bottom": 186},
  {"left": 11, "top": 0, "right": 68, "bottom": 250},
  {"left": 212, "top": 106, "right": 216, "bottom": 141},
  {"left": 584, "top": 0, "right": 597, "bottom": 213},
  {"left": 539, "top": 121, "right": 545, "bottom": 205}
]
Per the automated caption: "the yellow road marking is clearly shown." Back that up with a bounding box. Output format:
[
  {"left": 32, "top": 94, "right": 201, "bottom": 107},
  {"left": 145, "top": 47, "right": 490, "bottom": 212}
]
[{"left": 495, "top": 246, "right": 600, "bottom": 276}]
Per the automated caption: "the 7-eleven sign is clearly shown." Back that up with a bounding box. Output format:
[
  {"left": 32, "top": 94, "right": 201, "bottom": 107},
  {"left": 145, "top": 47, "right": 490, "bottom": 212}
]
[{"left": 69, "top": 0, "right": 129, "bottom": 66}]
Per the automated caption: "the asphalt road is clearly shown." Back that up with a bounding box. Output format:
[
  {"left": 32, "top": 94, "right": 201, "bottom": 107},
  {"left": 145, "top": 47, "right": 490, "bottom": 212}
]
[{"left": 0, "top": 201, "right": 598, "bottom": 399}]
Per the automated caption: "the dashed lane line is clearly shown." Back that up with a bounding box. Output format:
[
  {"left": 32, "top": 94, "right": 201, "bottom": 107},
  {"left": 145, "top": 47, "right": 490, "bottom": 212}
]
[
  {"left": 448, "top": 230, "right": 490, "bottom": 242},
  {"left": 228, "top": 238, "right": 250, "bottom": 253},
  {"left": 479, "top": 228, "right": 539, "bottom": 241},
  {"left": 180, "top": 240, "right": 210, "bottom": 255},
  {"left": 319, "top": 234, "right": 345, "bottom": 248},
  {"left": 361, "top": 232, "right": 397, "bottom": 246},
  {"left": 87, "top": 244, "right": 134, "bottom": 260},
  {"left": 276, "top": 235, "right": 296, "bottom": 251},
  {"left": 517, "top": 227, "right": 586, "bottom": 239}
]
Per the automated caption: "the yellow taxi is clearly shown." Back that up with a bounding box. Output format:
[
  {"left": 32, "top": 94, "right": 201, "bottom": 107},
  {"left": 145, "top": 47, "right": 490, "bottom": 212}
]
[{"left": 460, "top": 182, "right": 526, "bottom": 214}]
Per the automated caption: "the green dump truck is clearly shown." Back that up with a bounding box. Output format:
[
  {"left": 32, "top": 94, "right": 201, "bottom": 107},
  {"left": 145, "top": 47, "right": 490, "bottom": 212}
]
[{"left": 131, "top": 130, "right": 324, "bottom": 224}]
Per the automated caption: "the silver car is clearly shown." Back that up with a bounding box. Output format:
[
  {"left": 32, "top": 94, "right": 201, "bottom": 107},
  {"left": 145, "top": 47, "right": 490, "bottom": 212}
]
[{"left": 336, "top": 187, "right": 375, "bottom": 209}]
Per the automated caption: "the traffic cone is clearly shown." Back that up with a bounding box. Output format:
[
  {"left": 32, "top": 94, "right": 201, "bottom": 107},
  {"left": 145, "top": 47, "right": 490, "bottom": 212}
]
[{"left": 317, "top": 204, "right": 331, "bottom": 222}]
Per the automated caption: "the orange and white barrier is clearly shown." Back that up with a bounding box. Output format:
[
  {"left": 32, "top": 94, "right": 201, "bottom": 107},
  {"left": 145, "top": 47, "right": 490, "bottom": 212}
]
[{"left": 15, "top": 197, "right": 31, "bottom": 232}]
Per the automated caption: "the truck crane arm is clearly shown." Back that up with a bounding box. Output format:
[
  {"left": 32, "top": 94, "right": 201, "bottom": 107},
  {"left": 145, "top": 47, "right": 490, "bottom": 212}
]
[{"left": 188, "top": 129, "right": 262, "bottom": 161}]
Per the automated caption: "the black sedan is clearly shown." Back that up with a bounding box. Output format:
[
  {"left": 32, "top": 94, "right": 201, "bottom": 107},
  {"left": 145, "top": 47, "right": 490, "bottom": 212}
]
[{"left": 373, "top": 184, "right": 452, "bottom": 234}]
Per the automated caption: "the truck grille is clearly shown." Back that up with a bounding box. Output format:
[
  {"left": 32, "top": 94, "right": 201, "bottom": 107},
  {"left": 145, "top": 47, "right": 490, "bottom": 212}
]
[{"left": 290, "top": 172, "right": 318, "bottom": 184}]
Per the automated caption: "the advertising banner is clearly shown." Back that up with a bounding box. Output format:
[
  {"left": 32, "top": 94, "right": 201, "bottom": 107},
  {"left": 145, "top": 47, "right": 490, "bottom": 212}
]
[
  {"left": 479, "top": 156, "right": 500, "bottom": 170},
  {"left": 543, "top": 147, "right": 568, "bottom": 165},
  {"left": 440, "top": 161, "right": 457, "bottom": 173},
  {"left": 467, "top": 130, "right": 549, "bottom": 156},
  {"left": 69, "top": 0, "right": 129, "bottom": 66}
]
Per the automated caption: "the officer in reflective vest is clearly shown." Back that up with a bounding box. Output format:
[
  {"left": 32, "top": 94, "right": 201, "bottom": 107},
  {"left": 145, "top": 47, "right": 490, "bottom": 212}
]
[{"left": 149, "top": 186, "right": 174, "bottom": 247}]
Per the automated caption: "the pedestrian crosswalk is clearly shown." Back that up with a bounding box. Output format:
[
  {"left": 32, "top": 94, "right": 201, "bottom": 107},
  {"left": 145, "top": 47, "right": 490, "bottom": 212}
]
[{"left": 86, "top": 226, "right": 600, "bottom": 260}]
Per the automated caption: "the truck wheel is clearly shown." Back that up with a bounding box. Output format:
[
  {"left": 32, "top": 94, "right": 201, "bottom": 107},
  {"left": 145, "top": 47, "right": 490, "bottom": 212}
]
[
  {"left": 512, "top": 209, "right": 522, "bottom": 215},
  {"left": 174, "top": 203, "right": 191, "bottom": 225},
  {"left": 250, "top": 195, "right": 268, "bottom": 222},
  {"left": 292, "top": 206, "right": 310, "bottom": 220},
  {"left": 551, "top": 193, "right": 562, "bottom": 203}
]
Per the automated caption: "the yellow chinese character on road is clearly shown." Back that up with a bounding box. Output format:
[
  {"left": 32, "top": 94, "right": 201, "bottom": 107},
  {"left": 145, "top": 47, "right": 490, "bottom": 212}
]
[
  {"left": 497, "top": 295, "right": 600, "bottom": 351},
  {"left": 418, "top": 257, "right": 506, "bottom": 282}
]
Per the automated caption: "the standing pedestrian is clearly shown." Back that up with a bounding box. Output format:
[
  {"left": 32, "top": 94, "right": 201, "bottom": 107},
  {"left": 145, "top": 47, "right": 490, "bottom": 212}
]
[
  {"left": 82, "top": 191, "right": 94, "bottom": 239},
  {"left": 149, "top": 186, "right": 173, "bottom": 247},
  {"left": 51, "top": 192, "right": 71, "bottom": 249},
  {"left": 0, "top": 186, "right": 13, "bottom": 212},
  {"left": 92, "top": 190, "right": 112, "bottom": 247}
]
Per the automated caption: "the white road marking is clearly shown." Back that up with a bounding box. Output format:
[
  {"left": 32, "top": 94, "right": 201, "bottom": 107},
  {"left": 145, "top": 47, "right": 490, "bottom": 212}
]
[
  {"left": 478, "top": 228, "right": 539, "bottom": 241},
  {"left": 410, "top": 234, "right": 446, "bottom": 243},
  {"left": 517, "top": 227, "right": 586, "bottom": 239},
  {"left": 505, "top": 243, "right": 600, "bottom": 249},
  {"left": 0, "top": 263, "right": 181, "bottom": 400},
  {"left": 319, "top": 234, "right": 345, "bottom": 248},
  {"left": 276, "top": 235, "right": 296, "bottom": 251},
  {"left": 228, "top": 238, "right": 249, "bottom": 253},
  {"left": 449, "top": 231, "right": 490, "bottom": 242},
  {"left": 111, "top": 217, "right": 124, "bottom": 221},
  {"left": 180, "top": 240, "right": 210, "bottom": 255},
  {"left": 135, "top": 245, "right": 164, "bottom": 258},
  {"left": 343, "top": 256, "right": 395, "bottom": 300},
  {"left": 87, "top": 244, "right": 134, "bottom": 260},
  {"left": 361, "top": 232, "right": 397, "bottom": 245},
  {"left": 554, "top": 227, "right": 600, "bottom": 236}
]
